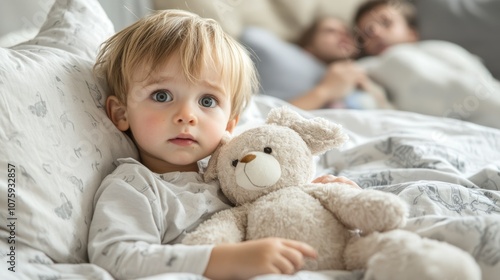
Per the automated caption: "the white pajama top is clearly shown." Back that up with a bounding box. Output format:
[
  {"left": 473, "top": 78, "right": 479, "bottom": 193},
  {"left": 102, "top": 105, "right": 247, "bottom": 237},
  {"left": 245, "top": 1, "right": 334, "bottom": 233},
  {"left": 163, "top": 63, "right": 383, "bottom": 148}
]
[{"left": 88, "top": 157, "right": 232, "bottom": 279}]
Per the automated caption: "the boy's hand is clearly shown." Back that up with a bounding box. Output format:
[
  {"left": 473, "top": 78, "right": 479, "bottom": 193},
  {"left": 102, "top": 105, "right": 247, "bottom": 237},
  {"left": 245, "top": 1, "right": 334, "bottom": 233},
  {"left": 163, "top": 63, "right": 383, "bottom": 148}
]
[
  {"left": 313, "top": 174, "right": 361, "bottom": 189},
  {"left": 205, "top": 238, "right": 317, "bottom": 280}
]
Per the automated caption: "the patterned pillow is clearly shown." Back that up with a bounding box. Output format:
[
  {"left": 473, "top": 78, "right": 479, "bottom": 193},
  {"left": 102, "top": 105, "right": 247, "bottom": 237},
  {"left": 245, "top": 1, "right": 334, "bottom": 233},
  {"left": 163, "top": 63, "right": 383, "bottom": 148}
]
[{"left": 0, "top": 0, "right": 137, "bottom": 270}]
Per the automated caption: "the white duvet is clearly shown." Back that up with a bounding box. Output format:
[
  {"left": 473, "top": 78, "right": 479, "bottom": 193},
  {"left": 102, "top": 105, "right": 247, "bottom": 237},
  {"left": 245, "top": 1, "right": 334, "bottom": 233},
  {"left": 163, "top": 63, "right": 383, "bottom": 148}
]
[{"left": 357, "top": 40, "right": 500, "bottom": 130}]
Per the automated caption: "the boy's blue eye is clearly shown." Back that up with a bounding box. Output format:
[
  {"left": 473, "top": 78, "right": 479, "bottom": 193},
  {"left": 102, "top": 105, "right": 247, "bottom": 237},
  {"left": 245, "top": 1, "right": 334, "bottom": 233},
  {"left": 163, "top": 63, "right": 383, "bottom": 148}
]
[
  {"left": 152, "top": 90, "right": 172, "bottom": 102},
  {"left": 199, "top": 96, "right": 217, "bottom": 108}
]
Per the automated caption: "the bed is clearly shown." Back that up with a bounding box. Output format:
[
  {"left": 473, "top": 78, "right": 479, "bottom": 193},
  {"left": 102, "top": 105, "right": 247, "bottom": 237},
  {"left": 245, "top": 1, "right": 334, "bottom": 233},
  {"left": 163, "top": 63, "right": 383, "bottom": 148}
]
[{"left": 1, "top": 0, "right": 499, "bottom": 279}]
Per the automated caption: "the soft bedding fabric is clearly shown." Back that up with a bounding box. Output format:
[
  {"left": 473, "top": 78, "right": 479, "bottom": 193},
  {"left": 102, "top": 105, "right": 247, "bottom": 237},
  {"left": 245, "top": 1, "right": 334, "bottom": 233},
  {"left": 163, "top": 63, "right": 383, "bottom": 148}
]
[{"left": 357, "top": 40, "right": 500, "bottom": 129}]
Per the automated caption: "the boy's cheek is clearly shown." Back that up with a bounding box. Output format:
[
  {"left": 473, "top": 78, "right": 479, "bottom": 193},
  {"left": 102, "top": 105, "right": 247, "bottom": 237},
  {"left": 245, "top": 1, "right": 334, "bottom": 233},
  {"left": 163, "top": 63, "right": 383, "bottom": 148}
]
[
  {"left": 143, "top": 114, "right": 166, "bottom": 130},
  {"left": 129, "top": 111, "right": 164, "bottom": 135}
]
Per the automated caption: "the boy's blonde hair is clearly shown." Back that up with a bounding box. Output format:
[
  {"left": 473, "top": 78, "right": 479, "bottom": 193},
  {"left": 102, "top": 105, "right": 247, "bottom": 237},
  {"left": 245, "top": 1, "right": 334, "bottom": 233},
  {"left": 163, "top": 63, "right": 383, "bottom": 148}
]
[{"left": 94, "top": 9, "right": 258, "bottom": 120}]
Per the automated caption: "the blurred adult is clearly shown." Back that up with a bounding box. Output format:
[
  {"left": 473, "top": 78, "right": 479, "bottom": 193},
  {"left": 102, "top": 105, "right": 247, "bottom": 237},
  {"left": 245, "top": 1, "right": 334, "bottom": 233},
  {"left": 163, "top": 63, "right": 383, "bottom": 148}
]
[{"left": 292, "top": 16, "right": 391, "bottom": 110}]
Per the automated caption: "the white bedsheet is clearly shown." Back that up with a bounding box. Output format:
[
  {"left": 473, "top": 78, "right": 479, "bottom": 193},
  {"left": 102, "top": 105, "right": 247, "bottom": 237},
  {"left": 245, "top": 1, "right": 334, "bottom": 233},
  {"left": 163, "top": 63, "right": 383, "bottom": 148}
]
[{"left": 3, "top": 95, "right": 500, "bottom": 279}]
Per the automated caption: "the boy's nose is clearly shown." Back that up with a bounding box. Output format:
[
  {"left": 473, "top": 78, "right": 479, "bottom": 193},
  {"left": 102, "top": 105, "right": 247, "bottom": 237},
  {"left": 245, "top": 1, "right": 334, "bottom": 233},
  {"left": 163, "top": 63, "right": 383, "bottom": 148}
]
[{"left": 174, "top": 103, "right": 197, "bottom": 125}]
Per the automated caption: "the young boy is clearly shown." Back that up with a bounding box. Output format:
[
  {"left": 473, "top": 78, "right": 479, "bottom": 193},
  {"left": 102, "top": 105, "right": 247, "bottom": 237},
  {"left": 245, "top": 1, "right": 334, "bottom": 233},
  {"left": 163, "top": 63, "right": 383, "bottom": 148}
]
[
  {"left": 353, "top": 0, "right": 419, "bottom": 56},
  {"left": 87, "top": 9, "right": 334, "bottom": 280}
]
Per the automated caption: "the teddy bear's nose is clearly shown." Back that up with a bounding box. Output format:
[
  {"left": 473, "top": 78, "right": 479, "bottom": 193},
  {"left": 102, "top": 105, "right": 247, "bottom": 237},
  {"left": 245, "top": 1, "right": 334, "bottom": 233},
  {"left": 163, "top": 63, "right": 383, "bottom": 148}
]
[{"left": 241, "top": 154, "right": 256, "bottom": 163}]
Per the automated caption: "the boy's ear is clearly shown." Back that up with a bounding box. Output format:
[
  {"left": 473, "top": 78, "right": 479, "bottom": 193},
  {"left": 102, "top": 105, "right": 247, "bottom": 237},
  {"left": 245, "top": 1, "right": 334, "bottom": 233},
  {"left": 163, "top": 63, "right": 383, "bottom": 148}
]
[
  {"left": 225, "top": 115, "right": 239, "bottom": 133},
  {"left": 106, "top": 96, "right": 129, "bottom": 132}
]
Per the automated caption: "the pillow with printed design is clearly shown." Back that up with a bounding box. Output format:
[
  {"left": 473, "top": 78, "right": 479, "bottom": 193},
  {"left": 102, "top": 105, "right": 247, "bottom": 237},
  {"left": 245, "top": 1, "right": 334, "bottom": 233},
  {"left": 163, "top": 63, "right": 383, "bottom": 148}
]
[{"left": 0, "top": 0, "right": 137, "bottom": 277}]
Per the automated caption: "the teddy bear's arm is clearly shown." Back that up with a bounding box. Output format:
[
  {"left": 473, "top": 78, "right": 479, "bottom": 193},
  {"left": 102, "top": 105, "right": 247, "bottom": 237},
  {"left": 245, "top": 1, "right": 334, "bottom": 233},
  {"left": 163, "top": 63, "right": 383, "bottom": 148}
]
[
  {"left": 305, "top": 184, "right": 407, "bottom": 234},
  {"left": 182, "top": 206, "right": 248, "bottom": 245}
]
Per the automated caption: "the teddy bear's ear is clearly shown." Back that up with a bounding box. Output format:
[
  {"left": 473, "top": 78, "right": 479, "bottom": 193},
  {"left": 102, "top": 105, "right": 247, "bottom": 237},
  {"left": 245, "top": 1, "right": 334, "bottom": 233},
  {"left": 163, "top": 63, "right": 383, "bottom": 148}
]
[
  {"left": 203, "top": 132, "right": 231, "bottom": 182},
  {"left": 267, "top": 106, "right": 349, "bottom": 155}
]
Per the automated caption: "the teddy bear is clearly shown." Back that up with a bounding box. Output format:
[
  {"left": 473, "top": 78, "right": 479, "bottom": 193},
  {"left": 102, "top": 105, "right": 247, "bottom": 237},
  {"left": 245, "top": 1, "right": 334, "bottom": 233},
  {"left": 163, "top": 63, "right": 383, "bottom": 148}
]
[{"left": 183, "top": 106, "right": 481, "bottom": 280}]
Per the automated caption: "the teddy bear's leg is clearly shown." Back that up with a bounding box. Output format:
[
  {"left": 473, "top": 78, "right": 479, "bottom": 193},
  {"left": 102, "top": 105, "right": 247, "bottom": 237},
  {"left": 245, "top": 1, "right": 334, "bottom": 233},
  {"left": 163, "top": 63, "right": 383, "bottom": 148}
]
[
  {"left": 347, "top": 189, "right": 408, "bottom": 234},
  {"left": 307, "top": 185, "right": 407, "bottom": 234},
  {"left": 344, "top": 229, "right": 481, "bottom": 280}
]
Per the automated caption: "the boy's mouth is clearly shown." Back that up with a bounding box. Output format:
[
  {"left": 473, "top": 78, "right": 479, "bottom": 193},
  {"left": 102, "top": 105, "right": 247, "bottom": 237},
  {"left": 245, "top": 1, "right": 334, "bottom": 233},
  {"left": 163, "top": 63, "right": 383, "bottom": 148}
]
[{"left": 169, "top": 134, "right": 197, "bottom": 146}]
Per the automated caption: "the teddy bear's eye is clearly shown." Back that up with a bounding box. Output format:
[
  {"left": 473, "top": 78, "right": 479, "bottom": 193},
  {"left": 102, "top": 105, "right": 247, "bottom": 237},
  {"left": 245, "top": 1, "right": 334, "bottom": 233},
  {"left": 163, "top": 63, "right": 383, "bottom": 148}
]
[
  {"left": 264, "top": 147, "right": 272, "bottom": 154},
  {"left": 231, "top": 159, "right": 238, "bottom": 167}
]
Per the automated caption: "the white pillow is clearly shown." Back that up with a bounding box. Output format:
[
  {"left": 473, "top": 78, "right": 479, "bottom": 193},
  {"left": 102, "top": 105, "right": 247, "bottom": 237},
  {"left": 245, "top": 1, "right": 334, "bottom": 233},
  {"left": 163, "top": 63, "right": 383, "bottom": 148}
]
[{"left": 0, "top": 0, "right": 137, "bottom": 267}]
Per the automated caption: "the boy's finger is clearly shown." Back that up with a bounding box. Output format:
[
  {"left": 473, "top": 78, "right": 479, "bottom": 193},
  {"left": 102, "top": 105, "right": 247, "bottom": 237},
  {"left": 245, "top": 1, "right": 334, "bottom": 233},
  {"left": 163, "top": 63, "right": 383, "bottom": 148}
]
[
  {"left": 281, "top": 239, "right": 317, "bottom": 259},
  {"left": 312, "top": 174, "right": 336, "bottom": 183},
  {"left": 280, "top": 246, "right": 304, "bottom": 271},
  {"left": 273, "top": 253, "right": 299, "bottom": 275}
]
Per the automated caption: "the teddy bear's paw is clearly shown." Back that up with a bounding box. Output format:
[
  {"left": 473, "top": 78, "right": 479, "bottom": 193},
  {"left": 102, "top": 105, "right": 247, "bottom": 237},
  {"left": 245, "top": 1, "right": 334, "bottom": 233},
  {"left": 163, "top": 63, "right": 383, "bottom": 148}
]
[
  {"left": 181, "top": 233, "right": 210, "bottom": 245},
  {"left": 182, "top": 217, "right": 244, "bottom": 245},
  {"left": 355, "top": 190, "right": 408, "bottom": 234},
  {"left": 182, "top": 232, "right": 230, "bottom": 245}
]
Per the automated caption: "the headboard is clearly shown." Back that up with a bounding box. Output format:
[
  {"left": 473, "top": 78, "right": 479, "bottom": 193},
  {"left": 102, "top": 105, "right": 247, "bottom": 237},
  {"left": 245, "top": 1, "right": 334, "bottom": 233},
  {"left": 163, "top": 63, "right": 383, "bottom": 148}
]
[{"left": 153, "top": 0, "right": 366, "bottom": 42}]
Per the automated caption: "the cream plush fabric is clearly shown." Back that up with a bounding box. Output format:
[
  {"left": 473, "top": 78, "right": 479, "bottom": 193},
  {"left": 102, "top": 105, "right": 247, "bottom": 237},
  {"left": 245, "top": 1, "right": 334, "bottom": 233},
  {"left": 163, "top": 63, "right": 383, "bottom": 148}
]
[
  {"left": 0, "top": 0, "right": 137, "bottom": 271},
  {"left": 153, "top": 0, "right": 367, "bottom": 41}
]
